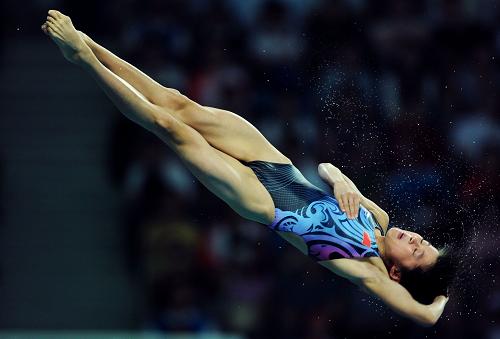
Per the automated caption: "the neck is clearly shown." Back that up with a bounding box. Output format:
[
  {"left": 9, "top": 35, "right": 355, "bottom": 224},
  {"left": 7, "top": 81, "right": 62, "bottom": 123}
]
[{"left": 375, "top": 232, "right": 397, "bottom": 276}]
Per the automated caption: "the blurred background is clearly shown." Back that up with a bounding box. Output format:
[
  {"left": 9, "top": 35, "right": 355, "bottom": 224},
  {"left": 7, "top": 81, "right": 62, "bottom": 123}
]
[{"left": 1, "top": 0, "right": 499, "bottom": 338}]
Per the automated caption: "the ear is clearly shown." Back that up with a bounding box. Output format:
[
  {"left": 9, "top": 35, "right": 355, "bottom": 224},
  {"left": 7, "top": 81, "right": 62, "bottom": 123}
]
[{"left": 389, "top": 265, "right": 401, "bottom": 282}]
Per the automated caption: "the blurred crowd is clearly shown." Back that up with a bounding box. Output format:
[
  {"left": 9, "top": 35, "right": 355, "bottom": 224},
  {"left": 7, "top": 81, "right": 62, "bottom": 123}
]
[{"left": 8, "top": 0, "right": 500, "bottom": 338}]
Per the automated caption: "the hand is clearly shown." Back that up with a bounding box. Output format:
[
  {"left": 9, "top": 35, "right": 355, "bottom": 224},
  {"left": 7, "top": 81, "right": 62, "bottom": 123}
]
[
  {"left": 433, "top": 295, "right": 449, "bottom": 304},
  {"left": 333, "top": 181, "right": 360, "bottom": 219},
  {"left": 426, "top": 295, "right": 449, "bottom": 325}
]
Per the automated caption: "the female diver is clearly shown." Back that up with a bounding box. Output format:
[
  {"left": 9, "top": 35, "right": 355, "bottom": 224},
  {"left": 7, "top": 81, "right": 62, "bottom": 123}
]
[{"left": 41, "top": 10, "right": 451, "bottom": 326}]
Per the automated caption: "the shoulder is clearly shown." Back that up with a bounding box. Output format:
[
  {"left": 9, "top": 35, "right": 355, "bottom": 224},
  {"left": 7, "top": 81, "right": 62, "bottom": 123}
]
[{"left": 318, "top": 257, "right": 388, "bottom": 285}]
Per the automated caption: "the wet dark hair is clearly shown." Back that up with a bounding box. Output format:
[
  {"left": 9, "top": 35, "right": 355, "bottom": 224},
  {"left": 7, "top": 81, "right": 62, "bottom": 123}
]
[{"left": 398, "top": 246, "right": 459, "bottom": 305}]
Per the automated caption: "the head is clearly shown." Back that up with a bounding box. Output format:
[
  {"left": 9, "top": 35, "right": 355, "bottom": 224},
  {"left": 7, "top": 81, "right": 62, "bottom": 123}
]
[
  {"left": 383, "top": 227, "right": 440, "bottom": 275},
  {"left": 382, "top": 227, "right": 458, "bottom": 304}
]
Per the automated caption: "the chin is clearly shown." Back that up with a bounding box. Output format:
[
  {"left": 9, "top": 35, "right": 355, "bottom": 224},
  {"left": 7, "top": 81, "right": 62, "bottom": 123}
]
[{"left": 387, "top": 227, "right": 399, "bottom": 238}]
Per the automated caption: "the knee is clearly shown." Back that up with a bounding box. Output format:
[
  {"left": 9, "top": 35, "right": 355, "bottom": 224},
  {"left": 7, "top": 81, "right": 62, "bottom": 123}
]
[
  {"left": 163, "top": 87, "right": 182, "bottom": 96},
  {"left": 152, "top": 112, "right": 194, "bottom": 147},
  {"left": 262, "top": 204, "right": 276, "bottom": 224},
  {"left": 153, "top": 113, "right": 178, "bottom": 133},
  {"left": 160, "top": 87, "right": 191, "bottom": 111}
]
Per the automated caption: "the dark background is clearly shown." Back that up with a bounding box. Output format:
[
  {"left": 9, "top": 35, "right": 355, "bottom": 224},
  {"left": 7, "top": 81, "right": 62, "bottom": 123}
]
[{"left": 0, "top": 0, "right": 499, "bottom": 338}]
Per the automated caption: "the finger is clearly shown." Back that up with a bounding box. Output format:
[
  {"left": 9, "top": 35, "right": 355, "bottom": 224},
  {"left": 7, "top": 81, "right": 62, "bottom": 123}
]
[
  {"left": 339, "top": 194, "right": 346, "bottom": 212},
  {"left": 336, "top": 194, "right": 345, "bottom": 212},
  {"left": 344, "top": 194, "right": 351, "bottom": 218},
  {"left": 348, "top": 195, "right": 355, "bottom": 218},
  {"left": 354, "top": 196, "right": 360, "bottom": 218},
  {"left": 342, "top": 195, "right": 349, "bottom": 216},
  {"left": 336, "top": 192, "right": 343, "bottom": 210}
]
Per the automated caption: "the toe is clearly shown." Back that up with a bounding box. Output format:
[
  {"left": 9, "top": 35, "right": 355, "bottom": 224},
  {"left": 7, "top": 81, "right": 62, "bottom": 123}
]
[
  {"left": 48, "top": 10, "right": 59, "bottom": 17},
  {"left": 47, "top": 22, "right": 59, "bottom": 35},
  {"left": 46, "top": 16, "right": 57, "bottom": 25},
  {"left": 47, "top": 25, "right": 62, "bottom": 40}
]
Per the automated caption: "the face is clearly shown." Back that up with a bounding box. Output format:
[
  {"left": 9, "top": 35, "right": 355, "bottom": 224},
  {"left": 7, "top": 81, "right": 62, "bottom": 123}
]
[{"left": 384, "top": 227, "right": 440, "bottom": 271}]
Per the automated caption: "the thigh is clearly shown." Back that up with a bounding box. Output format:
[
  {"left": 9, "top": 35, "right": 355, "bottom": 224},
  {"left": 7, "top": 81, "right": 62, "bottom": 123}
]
[
  {"left": 175, "top": 103, "right": 291, "bottom": 164},
  {"left": 152, "top": 115, "right": 276, "bottom": 224}
]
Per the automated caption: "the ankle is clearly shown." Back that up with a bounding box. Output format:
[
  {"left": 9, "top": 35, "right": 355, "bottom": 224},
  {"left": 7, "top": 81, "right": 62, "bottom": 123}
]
[
  {"left": 79, "top": 31, "right": 95, "bottom": 48},
  {"left": 76, "top": 47, "right": 98, "bottom": 67}
]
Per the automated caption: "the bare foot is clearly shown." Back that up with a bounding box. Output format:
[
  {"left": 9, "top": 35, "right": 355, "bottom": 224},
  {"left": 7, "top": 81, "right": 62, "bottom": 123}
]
[{"left": 41, "top": 10, "right": 93, "bottom": 65}]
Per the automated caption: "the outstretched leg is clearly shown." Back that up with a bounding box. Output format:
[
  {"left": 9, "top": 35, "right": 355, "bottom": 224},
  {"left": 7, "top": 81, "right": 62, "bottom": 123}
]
[
  {"left": 73, "top": 30, "right": 290, "bottom": 164},
  {"left": 42, "top": 10, "right": 275, "bottom": 224}
]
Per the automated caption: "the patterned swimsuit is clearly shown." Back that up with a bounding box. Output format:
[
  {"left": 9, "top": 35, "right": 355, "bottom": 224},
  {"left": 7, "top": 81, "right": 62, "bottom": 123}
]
[{"left": 243, "top": 161, "right": 385, "bottom": 261}]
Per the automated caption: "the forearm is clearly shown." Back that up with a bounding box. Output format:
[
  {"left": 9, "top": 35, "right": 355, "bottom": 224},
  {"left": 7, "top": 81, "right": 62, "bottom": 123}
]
[
  {"left": 427, "top": 297, "right": 448, "bottom": 325},
  {"left": 363, "top": 277, "right": 436, "bottom": 327},
  {"left": 318, "top": 163, "right": 366, "bottom": 201},
  {"left": 342, "top": 173, "right": 363, "bottom": 197},
  {"left": 339, "top": 168, "right": 389, "bottom": 226},
  {"left": 341, "top": 173, "right": 375, "bottom": 207}
]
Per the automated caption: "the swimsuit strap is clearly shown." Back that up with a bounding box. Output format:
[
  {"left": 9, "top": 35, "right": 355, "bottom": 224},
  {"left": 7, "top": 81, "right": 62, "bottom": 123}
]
[{"left": 374, "top": 221, "right": 385, "bottom": 236}]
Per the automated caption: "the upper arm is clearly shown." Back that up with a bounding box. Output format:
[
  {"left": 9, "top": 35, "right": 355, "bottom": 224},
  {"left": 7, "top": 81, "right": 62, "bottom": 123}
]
[
  {"left": 361, "top": 274, "right": 434, "bottom": 326},
  {"left": 318, "top": 258, "right": 383, "bottom": 286}
]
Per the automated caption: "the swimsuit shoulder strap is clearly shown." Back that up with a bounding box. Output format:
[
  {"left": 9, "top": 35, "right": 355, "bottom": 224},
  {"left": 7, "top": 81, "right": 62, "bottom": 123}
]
[{"left": 374, "top": 220, "right": 385, "bottom": 236}]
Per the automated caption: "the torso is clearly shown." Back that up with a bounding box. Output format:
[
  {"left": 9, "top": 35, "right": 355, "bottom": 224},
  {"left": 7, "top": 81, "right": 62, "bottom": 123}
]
[
  {"left": 276, "top": 210, "right": 390, "bottom": 277},
  {"left": 243, "top": 160, "right": 391, "bottom": 279}
]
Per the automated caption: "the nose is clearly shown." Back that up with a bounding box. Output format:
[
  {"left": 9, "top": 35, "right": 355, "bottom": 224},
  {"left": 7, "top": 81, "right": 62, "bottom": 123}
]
[{"left": 409, "top": 235, "right": 421, "bottom": 245}]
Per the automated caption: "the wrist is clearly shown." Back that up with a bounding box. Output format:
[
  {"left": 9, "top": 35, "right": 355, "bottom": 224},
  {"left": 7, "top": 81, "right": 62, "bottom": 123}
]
[
  {"left": 331, "top": 177, "right": 346, "bottom": 184},
  {"left": 327, "top": 166, "right": 344, "bottom": 184},
  {"left": 426, "top": 300, "right": 444, "bottom": 324},
  {"left": 319, "top": 163, "right": 348, "bottom": 185}
]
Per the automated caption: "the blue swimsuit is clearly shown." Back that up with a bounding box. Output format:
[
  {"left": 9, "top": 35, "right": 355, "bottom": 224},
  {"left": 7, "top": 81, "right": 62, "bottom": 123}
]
[{"left": 243, "top": 161, "right": 385, "bottom": 261}]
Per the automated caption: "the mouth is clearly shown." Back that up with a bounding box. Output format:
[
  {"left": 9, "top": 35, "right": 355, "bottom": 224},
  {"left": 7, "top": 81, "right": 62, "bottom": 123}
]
[{"left": 398, "top": 231, "right": 404, "bottom": 240}]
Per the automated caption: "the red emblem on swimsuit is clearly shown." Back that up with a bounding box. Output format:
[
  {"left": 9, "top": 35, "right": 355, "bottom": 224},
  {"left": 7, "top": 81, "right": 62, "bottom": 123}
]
[{"left": 362, "top": 231, "right": 371, "bottom": 247}]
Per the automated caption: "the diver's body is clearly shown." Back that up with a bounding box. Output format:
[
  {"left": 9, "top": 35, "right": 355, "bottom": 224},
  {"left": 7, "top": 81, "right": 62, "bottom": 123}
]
[
  {"left": 243, "top": 160, "right": 385, "bottom": 260},
  {"left": 41, "top": 10, "right": 448, "bottom": 326}
]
